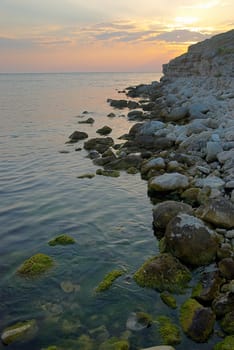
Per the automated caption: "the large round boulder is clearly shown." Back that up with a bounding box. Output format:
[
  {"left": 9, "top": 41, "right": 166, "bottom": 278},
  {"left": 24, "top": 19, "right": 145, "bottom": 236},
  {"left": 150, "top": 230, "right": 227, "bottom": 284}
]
[
  {"left": 133, "top": 253, "right": 191, "bottom": 294},
  {"left": 153, "top": 200, "right": 193, "bottom": 233},
  {"left": 165, "top": 214, "right": 219, "bottom": 266}
]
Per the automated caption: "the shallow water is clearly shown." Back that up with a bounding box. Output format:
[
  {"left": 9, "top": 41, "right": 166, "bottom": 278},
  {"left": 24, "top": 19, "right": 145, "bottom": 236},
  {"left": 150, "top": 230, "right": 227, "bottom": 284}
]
[{"left": 0, "top": 72, "right": 219, "bottom": 349}]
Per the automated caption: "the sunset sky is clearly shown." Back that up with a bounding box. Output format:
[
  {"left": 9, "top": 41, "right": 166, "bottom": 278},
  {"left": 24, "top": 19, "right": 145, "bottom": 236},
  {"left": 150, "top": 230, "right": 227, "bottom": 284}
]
[{"left": 0, "top": 0, "right": 233, "bottom": 73}]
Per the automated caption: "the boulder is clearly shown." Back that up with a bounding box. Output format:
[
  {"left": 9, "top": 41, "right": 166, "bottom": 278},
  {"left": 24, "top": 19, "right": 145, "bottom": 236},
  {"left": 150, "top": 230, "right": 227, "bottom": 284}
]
[
  {"left": 134, "top": 253, "right": 191, "bottom": 294},
  {"left": 68, "top": 130, "right": 88, "bottom": 143},
  {"left": 220, "top": 311, "right": 234, "bottom": 334},
  {"left": 212, "top": 292, "right": 234, "bottom": 318},
  {"left": 213, "top": 336, "right": 234, "bottom": 350},
  {"left": 206, "top": 141, "right": 223, "bottom": 162},
  {"left": 165, "top": 106, "right": 188, "bottom": 122},
  {"left": 148, "top": 173, "right": 189, "bottom": 192},
  {"left": 78, "top": 117, "right": 94, "bottom": 124},
  {"left": 165, "top": 214, "right": 219, "bottom": 266},
  {"left": 108, "top": 99, "right": 128, "bottom": 108},
  {"left": 197, "top": 198, "right": 234, "bottom": 229},
  {"left": 84, "top": 137, "right": 114, "bottom": 154},
  {"left": 127, "top": 110, "right": 144, "bottom": 120},
  {"left": 218, "top": 258, "right": 234, "bottom": 280},
  {"left": 96, "top": 126, "right": 112, "bottom": 135},
  {"left": 153, "top": 200, "right": 193, "bottom": 233},
  {"left": 180, "top": 298, "right": 215, "bottom": 342}
]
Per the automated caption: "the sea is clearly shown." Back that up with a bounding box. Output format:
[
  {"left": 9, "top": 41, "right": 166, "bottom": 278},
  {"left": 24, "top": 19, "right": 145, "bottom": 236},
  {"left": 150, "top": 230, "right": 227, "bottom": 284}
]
[{"left": 0, "top": 72, "right": 219, "bottom": 350}]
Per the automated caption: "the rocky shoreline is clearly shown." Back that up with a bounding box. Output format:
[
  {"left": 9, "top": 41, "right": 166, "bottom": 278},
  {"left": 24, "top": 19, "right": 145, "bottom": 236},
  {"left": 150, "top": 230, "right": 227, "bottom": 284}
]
[
  {"left": 1, "top": 30, "right": 233, "bottom": 350},
  {"left": 77, "top": 30, "right": 234, "bottom": 349}
]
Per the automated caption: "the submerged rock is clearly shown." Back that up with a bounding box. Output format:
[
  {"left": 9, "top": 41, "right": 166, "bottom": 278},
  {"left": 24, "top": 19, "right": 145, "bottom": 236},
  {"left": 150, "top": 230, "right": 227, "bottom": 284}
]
[
  {"left": 160, "top": 292, "right": 177, "bottom": 309},
  {"left": 134, "top": 253, "right": 191, "bottom": 293},
  {"left": 95, "top": 269, "right": 124, "bottom": 292},
  {"left": 126, "top": 312, "right": 152, "bottom": 331},
  {"left": 48, "top": 234, "right": 75, "bottom": 246},
  {"left": 1, "top": 320, "right": 38, "bottom": 345},
  {"left": 192, "top": 266, "right": 223, "bottom": 302},
  {"left": 84, "top": 137, "right": 114, "bottom": 154},
  {"left": 157, "top": 316, "right": 181, "bottom": 345},
  {"left": 96, "top": 126, "right": 112, "bottom": 135},
  {"left": 17, "top": 253, "right": 54, "bottom": 277},
  {"left": 213, "top": 336, "right": 234, "bottom": 350},
  {"left": 180, "top": 298, "right": 215, "bottom": 342}
]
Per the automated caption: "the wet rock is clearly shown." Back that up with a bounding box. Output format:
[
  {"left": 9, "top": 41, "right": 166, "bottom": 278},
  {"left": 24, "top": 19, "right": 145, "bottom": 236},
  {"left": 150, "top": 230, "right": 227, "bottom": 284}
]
[
  {"left": 220, "top": 310, "right": 234, "bottom": 334},
  {"left": 48, "top": 234, "right": 75, "bottom": 246},
  {"left": 96, "top": 169, "right": 120, "bottom": 178},
  {"left": 1, "top": 320, "right": 38, "bottom": 345},
  {"left": 96, "top": 126, "right": 112, "bottom": 135},
  {"left": 141, "top": 347, "right": 175, "bottom": 350},
  {"left": 68, "top": 130, "right": 88, "bottom": 143},
  {"left": 148, "top": 173, "right": 189, "bottom": 192},
  {"left": 206, "top": 141, "right": 223, "bottom": 162},
  {"left": 127, "top": 100, "right": 140, "bottom": 109},
  {"left": 218, "top": 258, "right": 234, "bottom": 280},
  {"left": 127, "top": 110, "right": 144, "bottom": 120},
  {"left": 160, "top": 292, "right": 177, "bottom": 309},
  {"left": 180, "top": 298, "right": 215, "bottom": 342},
  {"left": 17, "top": 253, "right": 54, "bottom": 277},
  {"left": 84, "top": 137, "right": 114, "bottom": 154},
  {"left": 77, "top": 173, "right": 95, "bottom": 179},
  {"left": 126, "top": 312, "right": 152, "bottom": 331},
  {"left": 78, "top": 117, "right": 94, "bottom": 124},
  {"left": 197, "top": 198, "right": 234, "bottom": 229},
  {"left": 105, "top": 154, "right": 142, "bottom": 171},
  {"left": 95, "top": 269, "right": 124, "bottom": 292},
  {"left": 213, "top": 335, "right": 234, "bottom": 350},
  {"left": 99, "top": 337, "right": 129, "bottom": 350},
  {"left": 134, "top": 253, "right": 191, "bottom": 293},
  {"left": 152, "top": 200, "right": 193, "bottom": 234},
  {"left": 212, "top": 292, "right": 234, "bottom": 318},
  {"left": 141, "top": 157, "right": 166, "bottom": 176},
  {"left": 108, "top": 99, "right": 128, "bottom": 108},
  {"left": 165, "top": 214, "right": 219, "bottom": 266},
  {"left": 192, "top": 265, "right": 223, "bottom": 302},
  {"left": 157, "top": 316, "right": 181, "bottom": 345}
]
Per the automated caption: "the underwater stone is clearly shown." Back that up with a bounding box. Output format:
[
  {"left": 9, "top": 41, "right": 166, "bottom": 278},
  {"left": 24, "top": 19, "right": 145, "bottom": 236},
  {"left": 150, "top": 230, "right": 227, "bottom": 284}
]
[
  {"left": 48, "top": 234, "right": 75, "bottom": 246},
  {"left": 157, "top": 316, "right": 181, "bottom": 345},
  {"left": 1, "top": 320, "right": 38, "bottom": 345},
  {"left": 95, "top": 270, "right": 124, "bottom": 292},
  {"left": 17, "top": 253, "right": 54, "bottom": 277}
]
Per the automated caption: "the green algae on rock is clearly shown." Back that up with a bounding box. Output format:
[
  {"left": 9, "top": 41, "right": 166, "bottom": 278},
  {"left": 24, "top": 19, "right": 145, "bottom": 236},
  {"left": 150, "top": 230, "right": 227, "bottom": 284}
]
[
  {"left": 96, "top": 169, "right": 120, "bottom": 177},
  {"left": 126, "top": 311, "right": 153, "bottom": 331},
  {"left": 17, "top": 253, "right": 54, "bottom": 277},
  {"left": 157, "top": 316, "right": 181, "bottom": 345},
  {"left": 77, "top": 173, "right": 95, "bottom": 179},
  {"left": 160, "top": 291, "right": 177, "bottom": 309},
  {"left": 99, "top": 337, "right": 129, "bottom": 350},
  {"left": 1, "top": 320, "right": 38, "bottom": 345},
  {"left": 213, "top": 335, "right": 234, "bottom": 350},
  {"left": 220, "top": 311, "right": 234, "bottom": 334},
  {"left": 48, "top": 234, "right": 75, "bottom": 246},
  {"left": 133, "top": 253, "right": 191, "bottom": 293},
  {"left": 76, "top": 334, "right": 94, "bottom": 350},
  {"left": 180, "top": 298, "right": 215, "bottom": 342},
  {"left": 95, "top": 270, "right": 125, "bottom": 292}
]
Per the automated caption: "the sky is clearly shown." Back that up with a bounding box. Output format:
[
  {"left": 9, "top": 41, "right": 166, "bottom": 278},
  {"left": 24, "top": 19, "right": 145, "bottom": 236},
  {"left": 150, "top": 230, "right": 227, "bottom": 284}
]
[{"left": 0, "top": 0, "right": 233, "bottom": 73}]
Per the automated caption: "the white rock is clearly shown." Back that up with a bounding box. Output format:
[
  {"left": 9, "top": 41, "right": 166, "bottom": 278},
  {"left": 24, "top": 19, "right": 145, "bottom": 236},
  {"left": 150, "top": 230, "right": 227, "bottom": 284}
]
[
  {"left": 206, "top": 141, "right": 223, "bottom": 162},
  {"left": 195, "top": 176, "right": 225, "bottom": 190},
  {"left": 149, "top": 173, "right": 189, "bottom": 192}
]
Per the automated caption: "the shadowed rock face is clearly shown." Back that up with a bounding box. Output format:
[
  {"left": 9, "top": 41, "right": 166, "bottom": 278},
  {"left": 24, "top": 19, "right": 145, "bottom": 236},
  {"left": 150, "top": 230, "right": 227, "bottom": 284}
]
[{"left": 163, "top": 30, "right": 234, "bottom": 78}]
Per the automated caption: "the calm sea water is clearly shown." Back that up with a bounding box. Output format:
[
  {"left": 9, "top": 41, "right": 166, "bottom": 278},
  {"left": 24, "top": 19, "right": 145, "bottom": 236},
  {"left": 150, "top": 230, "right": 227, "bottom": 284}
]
[{"left": 0, "top": 73, "right": 218, "bottom": 350}]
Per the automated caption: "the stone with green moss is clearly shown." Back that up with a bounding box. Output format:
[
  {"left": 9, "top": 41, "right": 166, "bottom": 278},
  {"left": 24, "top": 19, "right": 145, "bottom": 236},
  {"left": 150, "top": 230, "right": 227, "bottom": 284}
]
[
  {"left": 157, "top": 316, "right": 181, "bottom": 345},
  {"left": 1, "top": 320, "right": 38, "bottom": 345},
  {"left": 180, "top": 298, "right": 215, "bottom": 342},
  {"left": 220, "top": 311, "right": 234, "bottom": 334},
  {"left": 213, "top": 336, "right": 234, "bottom": 350},
  {"left": 99, "top": 337, "right": 129, "bottom": 350},
  {"left": 42, "top": 347, "right": 58, "bottom": 350},
  {"left": 48, "top": 234, "right": 75, "bottom": 246},
  {"left": 134, "top": 253, "right": 191, "bottom": 294},
  {"left": 77, "top": 173, "right": 95, "bottom": 179},
  {"left": 127, "top": 167, "right": 138, "bottom": 174},
  {"left": 76, "top": 334, "right": 94, "bottom": 350},
  {"left": 95, "top": 270, "right": 124, "bottom": 292},
  {"left": 160, "top": 292, "right": 177, "bottom": 309},
  {"left": 192, "top": 269, "right": 223, "bottom": 303},
  {"left": 96, "top": 169, "right": 120, "bottom": 177},
  {"left": 17, "top": 253, "right": 54, "bottom": 277}
]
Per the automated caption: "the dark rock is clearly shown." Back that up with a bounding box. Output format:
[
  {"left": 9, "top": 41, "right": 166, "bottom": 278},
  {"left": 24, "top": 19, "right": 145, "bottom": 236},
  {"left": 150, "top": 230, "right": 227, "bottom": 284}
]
[
  {"left": 104, "top": 154, "right": 142, "bottom": 171},
  {"left": 96, "top": 126, "right": 112, "bottom": 135},
  {"left": 127, "top": 101, "right": 140, "bottom": 109},
  {"left": 78, "top": 117, "right": 95, "bottom": 124},
  {"left": 165, "top": 214, "right": 219, "bottom": 266},
  {"left": 127, "top": 110, "right": 144, "bottom": 120},
  {"left": 220, "top": 311, "right": 234, "bottom": 334},
  {"left": 108, "top": 99, "right": 128, "bottom": 109},
  {"left": 212, "top": 292, "right": 234, "bottom": 318},
  {"left": 68, "top": 130, "right": 88, "bottom": 143},
  {"left": 180, "top": 298, "right": 215, "bottom": 342},
  {"left": 84, "top": 137, "right": 114, "bottom": 154},
  {"left": 218, "top": 258, "right": 234, "bottom": 280}
]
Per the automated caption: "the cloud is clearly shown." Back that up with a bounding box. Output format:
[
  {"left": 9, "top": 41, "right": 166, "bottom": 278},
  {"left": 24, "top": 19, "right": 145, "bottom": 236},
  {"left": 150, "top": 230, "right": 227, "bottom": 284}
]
[
  {"left": 0, "top": 37, "right": 35, "bottom": 49},
  {"left": 182, "top": 0, "right": 220, "bottom": 9},
  {"left": 146, "top": 30, "right": 210, "bottom": 43}
]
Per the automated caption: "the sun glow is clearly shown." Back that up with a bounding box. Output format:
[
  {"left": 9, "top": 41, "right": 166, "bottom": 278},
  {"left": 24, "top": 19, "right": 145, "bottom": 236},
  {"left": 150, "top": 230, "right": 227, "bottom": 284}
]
[{"left": 175, "top": 17, "right": 198, "bottom": 25}]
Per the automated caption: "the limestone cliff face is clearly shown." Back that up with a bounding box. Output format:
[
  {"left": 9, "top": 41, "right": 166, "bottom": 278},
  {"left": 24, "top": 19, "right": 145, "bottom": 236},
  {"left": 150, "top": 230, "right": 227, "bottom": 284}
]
[{"left": 163, "top": 30, "right": 234, "bottom": 78}]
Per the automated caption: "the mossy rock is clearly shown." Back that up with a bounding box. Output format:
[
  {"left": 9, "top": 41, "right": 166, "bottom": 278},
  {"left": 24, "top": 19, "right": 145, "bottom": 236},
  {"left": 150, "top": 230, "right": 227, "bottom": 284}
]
[
  {"left": 99, "top": 337, "right": 129, "bottom": 350},
  {"left": 126, "top": 312, "right": 152, "bottom": 331},
  {"left": 42, "top": 347, "right": 58, "bottom": 350},
  {"left": 96, "top": 169, "right": 120, "bottom": 178},
  {"left": 220, "top": 311, "right": 234, "bottom": 334},
  {"left": 180, "top": 298, "right": 215, "bottom": 342},
  {"left": 127, "top": 167, "right": 138, "bottom": 174},
  {"left": 160, "top": 291, "right": 177, "bottom": 309},
  {"left": 213, "top": 336, "right": 234, "bottom": 350},
  {"left": 77, "top": 173, "right": 95, "bottom": 179},
  {"left": 192, "top": 269, "right": 223, "bottom": 303},
  {"left": 134, "top": 253, "right": 191, "bottom": 293},
  {"left": 76, "top": 334, "right": 94, "bottom": 350},
  {"left": 48, "top": 234, "right": 75, "bottom": 246},
  {"left": 17, "top": 253, "right": 54, "bottom": 277},
  {"left": 157, "top": 316, "right": 181, "bottom": 345},
  {"left": 1, "top": 320, "right": 38, "bottom": 345},
  {"left": 95, "top": 270, "right": 125, "bottom": 292}
]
